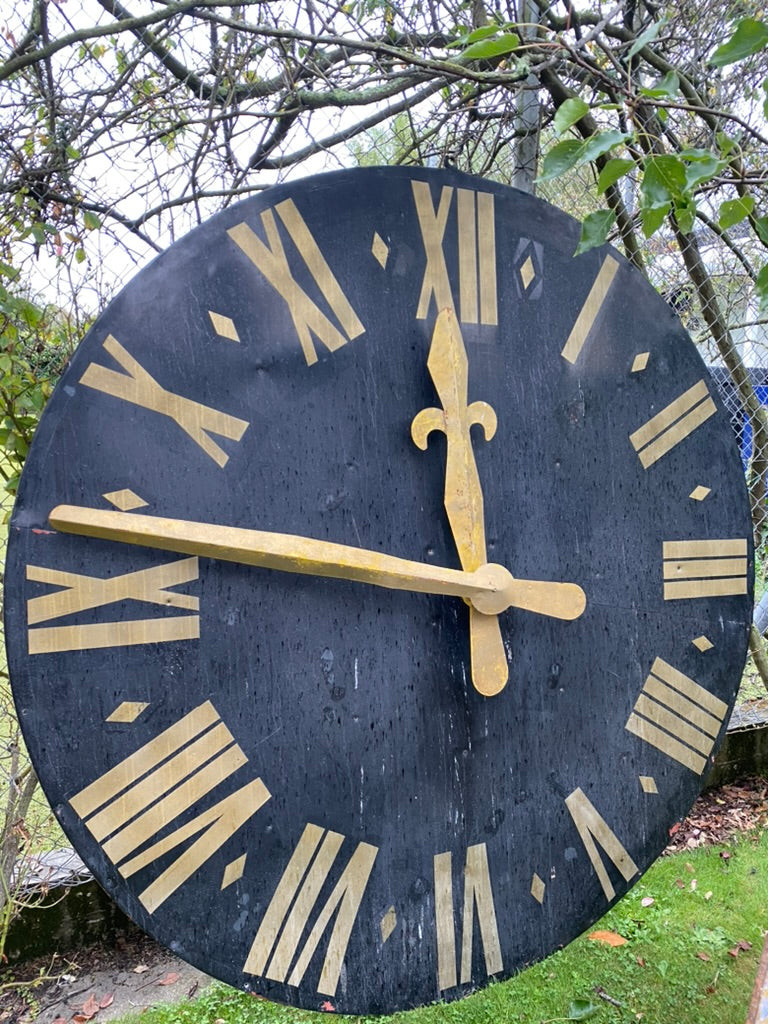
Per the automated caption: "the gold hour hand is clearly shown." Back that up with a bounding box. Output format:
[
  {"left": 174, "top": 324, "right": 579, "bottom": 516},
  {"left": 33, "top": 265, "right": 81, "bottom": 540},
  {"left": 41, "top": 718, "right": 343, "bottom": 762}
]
[{"left": 411, "top": 307, "right": 507, "bottom": 697}]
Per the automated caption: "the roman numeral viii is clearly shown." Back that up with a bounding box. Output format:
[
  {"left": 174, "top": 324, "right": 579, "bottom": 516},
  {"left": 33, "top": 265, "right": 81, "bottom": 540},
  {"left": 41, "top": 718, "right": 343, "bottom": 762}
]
[
  {"left": 26, "top": 557, "right": 200, "bottom": 654},
  {"left": 70, "top": 701, "right": 270, "bottom": 913},
  {"left": 228, "top": 200, "right": 365, "bottom": 366},
  {"left": 625, "top": 657, "right": 728, "bottom": 774},
  {"left": 412, "top": 181, "right": 497, "bottom": 325},
  {"left": 433, "top": 843, "right": 503, "bottom": 991},
  {"left": 243, "top": 824, "right": 378, "bottom": 996},
  {"left": 80, "top": 336, "right": 249, "bottom": 467}
]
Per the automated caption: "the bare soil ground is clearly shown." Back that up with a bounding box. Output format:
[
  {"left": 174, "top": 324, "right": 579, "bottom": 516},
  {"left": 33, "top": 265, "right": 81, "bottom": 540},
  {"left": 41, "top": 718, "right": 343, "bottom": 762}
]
[{"left": 2, "top": 777, "right": 767, "bottom": 1024}]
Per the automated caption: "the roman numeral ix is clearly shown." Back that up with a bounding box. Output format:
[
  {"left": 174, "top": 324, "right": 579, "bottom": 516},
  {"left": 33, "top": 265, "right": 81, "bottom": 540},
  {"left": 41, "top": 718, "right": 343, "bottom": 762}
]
[{"left": 27, "top": 557, "right": 200, "bottom": 654}]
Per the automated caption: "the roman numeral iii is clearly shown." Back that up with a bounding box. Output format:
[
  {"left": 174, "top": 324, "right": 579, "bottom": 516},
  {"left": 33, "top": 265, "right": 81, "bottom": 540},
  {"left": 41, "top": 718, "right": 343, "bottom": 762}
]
[
  {"left": 625, "top": 657, "right": 728, "bottom": 774},
  {"left": 662, "top": 539, "right": 748, "bottom": 600},
  {"left": 412, "top": 181, "right": 497, "bottom": 325},
  {"left": 433, "top": 842, "right": 503, "bottom": 991},
  {"left": 70, "top": 701, "right": 270, "bottom": 913},
  {"left": 80, "top": 336, "right": 249, "bottom": 466},
  {"left": 26, "top": 557, "right": 200, "bottom": 654},
  {"left": 243, "top": 823, "right": 378, "bottom": 996},
  {"left": 228, "top": 199, "right": 364, "bottom": 366}
]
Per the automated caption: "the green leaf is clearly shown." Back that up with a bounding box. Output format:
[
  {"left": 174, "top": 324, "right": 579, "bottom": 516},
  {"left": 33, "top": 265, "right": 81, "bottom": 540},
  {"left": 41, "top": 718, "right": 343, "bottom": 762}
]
[
  {"left": 641, "top": 203, "right": 670, "bottom": 237},
  {"left": 719, "top": 195, "right": 755, "bottom": 229},
  {"left": 712, "top": 17, "right": 768, "bottom": 67},
  {"left": 716, "top": 131, "right": 739, "bottom": 156},
  {"left": 581, "top": 129, "right": 628, "bottom": 162},
  {"left": 537, "top": 139, "right": 584, "bottom": 182},
  {"left": 75, "top": 247, "right": 86, "bottom": 264},
  {"left": 465, "top": 25, "right": 499, "bottom": 43},
  {"left": 568, "top": 998, "right": 600, "bottom": 1020},
  {"left": 757, "top": 263, "right": 768, "bottom": 314},
  {"left": 627, "top": 17, "right": 667, "bottom": 59},
  {"left": 462, "top": 32, "right": 519, "bottom": 59},
  {"left": 597, "top": 158, "right": 634, "bottom": 193},
  {"left": 754, "top": 215, "right": 768, "bottom": 246},
  {"left": 642, "top": 155, "right": 686, "bottom": 205},
  {"left": 682, "top": 152, "right": 725, "bottom": 191},
  {"left": 574, "top": 209, "right": 616, "bottom": 256},
  {"left": 83, "top": 210, "right": 101, "bottom": 230},
  {"left": 674, "top": 197, "right": 697, "bottom": 235},
  {"left": 554, "top": 98, "right": 589, "bottom": 135},
  {"left": 31, "top": 222, "right": 45, "bottom": 245},
  {"left": 0, "top": 260, "right": 19, "bottom": 281},
  {"left": 639, "top": 70, "right": 680, "bottom": 98}
]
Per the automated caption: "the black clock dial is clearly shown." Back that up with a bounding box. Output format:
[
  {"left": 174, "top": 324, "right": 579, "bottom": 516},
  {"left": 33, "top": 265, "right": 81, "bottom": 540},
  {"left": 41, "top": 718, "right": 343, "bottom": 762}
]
[{"left": 4, "top": 167, "right": 753, "bottom": 1013}]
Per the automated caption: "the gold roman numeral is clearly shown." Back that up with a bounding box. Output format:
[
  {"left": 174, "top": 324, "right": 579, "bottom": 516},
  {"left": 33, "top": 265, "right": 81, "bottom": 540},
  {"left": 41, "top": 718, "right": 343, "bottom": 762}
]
[
  {"left": 560, "top": 255, "right": 620, "bottom": 364},
  {"left": 662, "top": 539, "right": 748, "bottom": 600},
  {"left": 625, "top": 657, "right": 728, "bottom": 774},
  {"left": 565, "top": 788, "right": 638, "bottom": 902},
  {"left": 80, "top": 336, "right": 249, "bottom": 467},
  {"left": 629, "top": 380, "right": 717, "bottom": 468},
  {"left": 243, "top": 823, "right": 378, "bottom": 996},
  {"left": 228, "top": 200, "right": 364, "bottom": 366},
  {"left": 26, "top": 557, "right": 200, "bottom": 654},
  {"left": 70, "top": 701, "right": 270, "bottom": 913},
  {"left": 433, "top": 842, "right": 503, "bottom": 991},
  {"left": 412, "top": 181, "right": 497, "bottom": 325}
]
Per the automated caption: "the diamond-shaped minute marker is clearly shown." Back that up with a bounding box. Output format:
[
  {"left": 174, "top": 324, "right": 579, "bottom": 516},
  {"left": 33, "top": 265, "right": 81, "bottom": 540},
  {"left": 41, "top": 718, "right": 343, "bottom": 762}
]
[
  {"left": 689, "top": 486, "right": 711, "bottom": 501},
  {"left": 639, "top": 776, "right": 658, "bottom": 794},
  {"left": 103, "top": 489, "right": 148, "bottom": 512},
  {"left": 631, "top": 352, "right": 650, "bottom": 373},
  {"left": 693, "top": 635, "right": 714, "bottom": 652},
  {"left": 380, "top": 906, "right": 397, "bottom": 943},
  {"left": 372, "top": 232, "right": 389, "bottom": 269},
  {"left": 209, "top": 310, "right": 240, "bottom": 342},
  {"left": 520, "top": 255, "right": 535, "bottom": 290},
  {"left": 531, "top": 873, "right": 545, "bottom": 904},
  {"left": 221, "top": 853, "right": 247, "bottom": 890},
  {"left": 106, "top": 701, "right": 149, "bottom": 723}
]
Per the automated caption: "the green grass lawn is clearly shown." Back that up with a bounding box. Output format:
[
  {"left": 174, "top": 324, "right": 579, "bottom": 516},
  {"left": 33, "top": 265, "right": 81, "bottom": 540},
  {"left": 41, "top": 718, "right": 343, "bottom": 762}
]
[{"left": 110, "top": 833, "right": 768, "bottom": 1024}]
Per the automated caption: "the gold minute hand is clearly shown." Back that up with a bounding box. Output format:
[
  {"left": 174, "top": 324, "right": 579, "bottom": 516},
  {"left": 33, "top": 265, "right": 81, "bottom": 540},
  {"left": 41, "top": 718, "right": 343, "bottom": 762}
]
[
  {"left": 411, "top": 307, "right": 507, "bottom": 697},
  {"left": 48, "top": 505, "right": 586, "bottom": 620}
]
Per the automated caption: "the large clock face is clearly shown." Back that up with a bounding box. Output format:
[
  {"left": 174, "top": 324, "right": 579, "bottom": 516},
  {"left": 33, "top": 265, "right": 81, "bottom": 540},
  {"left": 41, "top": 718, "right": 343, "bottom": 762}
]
[{"left": 5, "top": 167, "right": 753, "bottom": 1013}]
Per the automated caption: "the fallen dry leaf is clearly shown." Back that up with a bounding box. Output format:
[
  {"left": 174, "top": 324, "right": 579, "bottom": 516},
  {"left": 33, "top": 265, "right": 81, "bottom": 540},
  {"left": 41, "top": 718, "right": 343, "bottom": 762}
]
[
  {"left": 704, "top": 891, "right": 713, "bottom": 900},
  {"left": 690, "top": 879, "right": 697, "bottom": 890},
  {"left": 133, "top": 964, "right": 149, "bottom": 974},
  {"left": 158, "top": 971, "right": 181, "bottom": 986},
  {"left": 685, "top": 862, "right": 695, "bottom": 873},
  {"left": 641, "top": 896, "right": 654, "bottom": 907},
  {"left": 321, "top": 1000, "right": 336, "bottom": 1011},
  {"left": 588, "top": 930, "right": 628, "bottom": 947},
  {"left": 636, "top": 957, "right": 647, "bottom": 967},
  {"left": 675, "top": 878, "right": 685, "bottom": 888},
  {"left": 51, "top": 1018, "right": 67, "bottom": 1024},
  {"left": 720, "top": 850, "right": 732, "bottom": 861},
  {"left": 696, "top": 951, "right": 711, "bottom": 961},
  {"left": 99, "top": 993, "right": 114, "bottom": 1009},
  {"left": 80, "top": 994, "right": 100, "bottom": 1020}
]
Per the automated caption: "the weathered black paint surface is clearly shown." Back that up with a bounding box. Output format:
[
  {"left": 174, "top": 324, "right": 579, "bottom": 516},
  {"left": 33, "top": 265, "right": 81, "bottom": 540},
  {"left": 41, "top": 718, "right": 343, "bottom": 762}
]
[{"left": 4, "top": 167, "right": 754, "bottom": 1012}]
